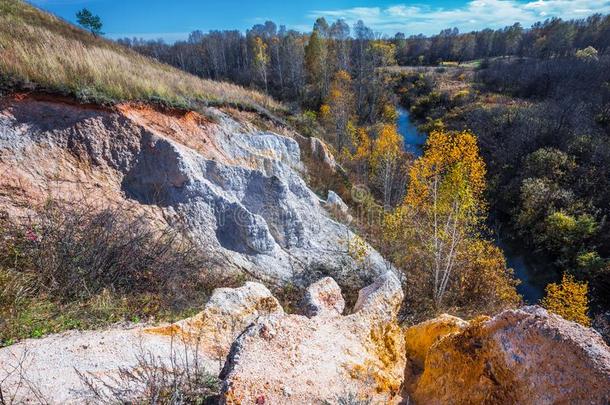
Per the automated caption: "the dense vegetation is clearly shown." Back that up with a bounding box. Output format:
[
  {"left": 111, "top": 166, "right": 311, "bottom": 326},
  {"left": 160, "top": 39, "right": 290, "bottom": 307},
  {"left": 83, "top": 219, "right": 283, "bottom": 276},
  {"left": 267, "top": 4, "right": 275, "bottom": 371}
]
[
  {"left": 393, "top": 15, "right": 610, "bottom": 64},
  {"left": 119, "top": 18, "right": 396, "bottom": 123},
  {"left": 395, "top": 53, "right": 610, "bottom": 316}
]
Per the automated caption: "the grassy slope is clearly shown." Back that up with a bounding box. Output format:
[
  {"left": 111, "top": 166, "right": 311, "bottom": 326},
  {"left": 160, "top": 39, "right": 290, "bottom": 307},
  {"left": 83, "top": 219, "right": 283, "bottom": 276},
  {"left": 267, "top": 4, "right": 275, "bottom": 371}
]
[{"left": 0, "top": 0, "right": 284, "bottom": 113}]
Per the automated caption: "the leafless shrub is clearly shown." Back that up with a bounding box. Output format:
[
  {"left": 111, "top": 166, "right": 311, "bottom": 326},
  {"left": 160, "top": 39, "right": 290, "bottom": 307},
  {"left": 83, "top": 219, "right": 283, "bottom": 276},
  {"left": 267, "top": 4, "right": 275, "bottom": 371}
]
[
  {"left": 77, "top": 337, "right": 219, "bottom": 404},
  {"left": 0, "top": 349, "right": 48, "bottom": 405},
  {"left": 1, "top": 199, "right": 220, "bottom": 307},
  {"left": 1, "top": 199, "right": 241, "bottom": 345}
]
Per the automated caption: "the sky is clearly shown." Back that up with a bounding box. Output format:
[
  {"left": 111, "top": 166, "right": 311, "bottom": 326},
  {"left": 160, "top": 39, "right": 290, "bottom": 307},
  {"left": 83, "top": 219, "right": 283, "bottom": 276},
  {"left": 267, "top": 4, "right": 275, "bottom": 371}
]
[{"left": 30, "top": 0, "right": 610, "bottom": 42}]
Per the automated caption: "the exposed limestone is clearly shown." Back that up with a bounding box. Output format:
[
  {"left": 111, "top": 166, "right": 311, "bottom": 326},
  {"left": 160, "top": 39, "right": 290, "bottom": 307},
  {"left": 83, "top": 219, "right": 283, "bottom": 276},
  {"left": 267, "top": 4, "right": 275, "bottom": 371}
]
[
  {"left": 147, "top": 282, "right": 284, "bottom": 361},
  {"left": 302, "top": 276, "right": 345, "bottom": 317},
  {"left": 0, "top": 96, "right": 389, "bottom": 287},
  {"left": 2, "top": 275, "right": 610, "bottom": 405},
  {"left": 0, "top": 282, "right": 280, "bottom": 404},
  {"left": 220, "top": 272, "right": 406, "bottom": 404},
  {"left": 405, "top": 306, "right": 610, "bottom": 405},
  {"left": 404, "top": 313, "right": 468, "bottom": 375},
  {"left": 308, "top": 136, "right": 338, "bottom": 172}
]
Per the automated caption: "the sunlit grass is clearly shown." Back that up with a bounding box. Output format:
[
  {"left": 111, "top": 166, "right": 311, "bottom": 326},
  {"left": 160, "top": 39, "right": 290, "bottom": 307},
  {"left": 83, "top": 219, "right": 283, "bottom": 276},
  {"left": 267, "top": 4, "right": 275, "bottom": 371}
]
[{"left": 0, "top": 0, "right": 284, "bottom": 112}]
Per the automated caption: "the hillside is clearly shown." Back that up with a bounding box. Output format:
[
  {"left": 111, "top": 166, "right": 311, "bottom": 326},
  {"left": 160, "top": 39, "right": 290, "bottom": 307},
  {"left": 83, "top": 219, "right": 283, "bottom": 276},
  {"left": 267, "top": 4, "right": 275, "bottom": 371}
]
[
  {"left": 0, "top": 0, "right": 283, "bottom": 113},
  {"left": 0, "top": 1, "right": 609, "bottom": 404}
]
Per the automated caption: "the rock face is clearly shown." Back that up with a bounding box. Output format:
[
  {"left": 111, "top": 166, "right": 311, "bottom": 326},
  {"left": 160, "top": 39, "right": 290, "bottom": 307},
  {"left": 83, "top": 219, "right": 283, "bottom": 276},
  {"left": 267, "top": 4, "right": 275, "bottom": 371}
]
[
  {"left": 0, "top": 95, "right": 389, "bottom": 287},
  {"left": 220, "top": 272, "right": 406, "bottom": 404},
  {"left": 405, "top": 306, "right": 610, "bottom": 405},
  {"left": 0, "top": 273, "right": 405, "bottom": 404},
  {"left": 2, "top": 276, "right": 610, "bottom": 405},
  {"left": 302, "top": 276, "right": 345, "bottom": 317},
  {"left": 0, "top": 282, "right": 282, "bottom": 404}
]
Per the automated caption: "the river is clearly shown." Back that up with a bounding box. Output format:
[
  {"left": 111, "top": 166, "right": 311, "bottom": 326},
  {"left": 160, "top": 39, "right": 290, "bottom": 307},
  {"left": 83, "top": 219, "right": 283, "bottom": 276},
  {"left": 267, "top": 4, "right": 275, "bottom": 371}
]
[{"left": 396, "top": 106, "right": 549, "bottom": 303}]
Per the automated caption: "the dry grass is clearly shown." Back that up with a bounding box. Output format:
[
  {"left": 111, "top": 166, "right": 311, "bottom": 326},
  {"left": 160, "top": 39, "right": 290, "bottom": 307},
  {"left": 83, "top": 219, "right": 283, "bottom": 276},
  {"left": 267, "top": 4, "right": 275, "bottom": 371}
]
[{"left": 0, "top": 0, "right": 284, "bottom": 112}]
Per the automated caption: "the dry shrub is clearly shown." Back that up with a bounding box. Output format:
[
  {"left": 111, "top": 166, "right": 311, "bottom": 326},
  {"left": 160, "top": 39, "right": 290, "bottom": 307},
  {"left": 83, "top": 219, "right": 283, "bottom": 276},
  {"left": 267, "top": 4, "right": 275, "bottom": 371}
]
[
  {"left": 1, "top": 200, "right": 216, "bottom": 303},
  {"left": 0, "top": 200, "right": 238, "bottom": 345},
  {"left": 77, "top": 337, "right": 219, "bottom": 404}
]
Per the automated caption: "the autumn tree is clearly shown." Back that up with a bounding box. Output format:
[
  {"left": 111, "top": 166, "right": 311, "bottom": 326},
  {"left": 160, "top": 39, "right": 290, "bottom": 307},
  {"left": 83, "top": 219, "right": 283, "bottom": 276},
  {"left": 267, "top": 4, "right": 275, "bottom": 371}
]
[
  {"left": 252, "top": 36, "right": 270, "bottom": 94},
  {"left": 541, "top": 274, "right": 591, "bottom": 326},
  {"left": 370, "top": 124, "right": 404, "bottom": 208},
  {"left": 320, "top": 70, "right": 355, "bottom": 153},
  {"left": 350, "top": 126, "right": 373, "bottom": 178},
  {"left": 385, "top": 130, "right": 517, "bottom": 311},
  {"left": 407, "top": 130, "right": 486, "bottom": 307}
]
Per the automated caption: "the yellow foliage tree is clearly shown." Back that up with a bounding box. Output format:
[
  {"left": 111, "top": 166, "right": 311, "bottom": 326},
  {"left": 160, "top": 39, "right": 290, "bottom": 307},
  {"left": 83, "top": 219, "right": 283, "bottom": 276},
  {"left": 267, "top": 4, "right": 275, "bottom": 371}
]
[
  {"left": 323, "top": 70, "right": 355, "bottom": 152},
  {"left": 456, "top": 239, "right": 521, "bottom": 313},
  {"left": 370, "top": 124, "right": 403, "bottom": 208},
  {"left": 252, "top": 36, "right": 269, "bottom": 94},
  {"left": 541, "top": 274, "right": 591, "bottom": 326},
  {"left": 386, "top": 130, "right": 508, "bottom": 309}
]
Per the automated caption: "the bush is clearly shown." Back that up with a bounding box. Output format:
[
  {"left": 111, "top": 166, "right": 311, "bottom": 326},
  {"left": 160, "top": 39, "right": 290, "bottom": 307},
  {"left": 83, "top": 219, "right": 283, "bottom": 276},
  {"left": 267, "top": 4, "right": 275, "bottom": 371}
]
[
  {"left": 77, "top": 338, "right": 220, "bottom": 404},
  {"left": 541, "top": 274, "right": 591, "bottom": 326},
  {"left": 0, "top": 200, "right": 237, "bottom": 346}
]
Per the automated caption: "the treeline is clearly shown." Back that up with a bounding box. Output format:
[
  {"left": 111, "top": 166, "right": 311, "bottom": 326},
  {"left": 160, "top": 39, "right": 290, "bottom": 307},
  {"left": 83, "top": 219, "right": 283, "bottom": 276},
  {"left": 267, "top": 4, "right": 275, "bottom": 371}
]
[
  {"left": 119, "top": 14, "right": 610, "bottom": 110},
  {"left": 394, "top": 14, "right": 610, "bottom": 65},
  {"left": 118, "top": 18, "right": 395, "bottom": 123}
]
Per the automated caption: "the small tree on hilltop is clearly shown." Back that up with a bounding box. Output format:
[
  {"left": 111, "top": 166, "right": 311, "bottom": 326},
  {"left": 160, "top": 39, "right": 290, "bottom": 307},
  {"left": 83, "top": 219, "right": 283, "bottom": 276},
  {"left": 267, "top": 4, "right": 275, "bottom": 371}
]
[
  {"left": 542, "top": 274, "right": 591, "bottom": 327},
  {"left": 76, "top": 8, "right": 104, "bottom": 37}
]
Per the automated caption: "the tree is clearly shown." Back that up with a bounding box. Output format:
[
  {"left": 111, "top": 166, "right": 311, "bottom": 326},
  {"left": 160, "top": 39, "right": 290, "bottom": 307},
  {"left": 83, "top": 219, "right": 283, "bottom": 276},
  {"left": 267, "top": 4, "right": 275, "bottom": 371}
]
[
  {"left": 304, "top": 29, "right": 329, "bottom": 106},
  {"left": 370, "top": 124, "right": 403, "bottom": 208},
  {"left": 389, "top": 130, "right": 489, "bottom": 308},
  {"left": 320, "top": 70, "right": 355, "bottom": 152},
  {"left": 575, "top": 46, "right": 599, "bottom": 62},
  {"left": 541, "top": 274, "right": 591, "bottom": 326},
  {"left": 76, "top": 8, "right": 103, "bottom": 37},
  {"left": 252, "top": 37, "right": 270, "bottom": 94}
]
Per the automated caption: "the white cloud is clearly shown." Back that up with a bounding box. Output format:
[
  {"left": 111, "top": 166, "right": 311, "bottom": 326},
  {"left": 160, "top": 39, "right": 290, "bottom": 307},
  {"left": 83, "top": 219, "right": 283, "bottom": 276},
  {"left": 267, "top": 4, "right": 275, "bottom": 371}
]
[{"left": 309, "top": 0, "right": 610, "bottom": 36}]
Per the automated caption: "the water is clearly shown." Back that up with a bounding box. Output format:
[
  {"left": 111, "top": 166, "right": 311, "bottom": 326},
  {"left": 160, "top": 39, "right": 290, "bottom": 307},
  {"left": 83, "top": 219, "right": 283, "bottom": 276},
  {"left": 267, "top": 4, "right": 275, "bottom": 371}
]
[
  {"left": 395, "top": 106, "right": 549, "bottom": 304},
  {"left": 496, "top": 240, "right": 551, "bottom": 304},
  {"left": 396, "top": 107, "right": 427, "bottom": 156}
]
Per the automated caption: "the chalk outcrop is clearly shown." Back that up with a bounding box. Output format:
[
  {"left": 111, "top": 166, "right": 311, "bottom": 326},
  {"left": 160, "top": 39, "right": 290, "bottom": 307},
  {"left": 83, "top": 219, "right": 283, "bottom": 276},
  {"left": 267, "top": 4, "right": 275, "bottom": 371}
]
[
  {"left": 0, "top": 96, "right": 388, "bottom": 287},
  {"left": 2, "top": 275, "right": 610, "bottom": 405},
  {"left": 220, "top": 271, "right": 406, "bottom": 404},
  {"left": 0, "top": 282, "right": 281, "bottom": 404},
  {"left": 405, "top": 306, "right": 610, "bottom": 405}
]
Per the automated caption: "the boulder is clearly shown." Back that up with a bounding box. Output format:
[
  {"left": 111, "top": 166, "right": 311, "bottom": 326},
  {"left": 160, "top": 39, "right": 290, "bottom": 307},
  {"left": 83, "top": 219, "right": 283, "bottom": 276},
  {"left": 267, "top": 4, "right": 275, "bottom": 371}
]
[
  {"left": 302, "top": 276, "right": 345, "bottom": 317},
  {"left": 147, "top": 282, "right": 284, "bottom": 361},
  {"left": 326, "top": 190, "right": 349, "bottom": 213},
  {"left": 0, "top": 282, "right": 282, "bottom": 404},
  {"left": 405, "top": 306, "right": 610, "bottom": 405},
  {"left": 220, "top": 272, "right": 406, "bottom": 404},
  {"left": 309, "top": 136, "right": 337, "bottom": 172}
]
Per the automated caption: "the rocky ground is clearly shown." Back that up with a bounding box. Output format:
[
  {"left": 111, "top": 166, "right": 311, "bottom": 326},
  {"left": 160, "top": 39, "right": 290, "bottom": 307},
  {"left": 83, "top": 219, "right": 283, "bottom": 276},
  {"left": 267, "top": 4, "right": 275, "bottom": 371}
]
[{"left": 1, "top": 272, "right": 609, "bottom": 404}]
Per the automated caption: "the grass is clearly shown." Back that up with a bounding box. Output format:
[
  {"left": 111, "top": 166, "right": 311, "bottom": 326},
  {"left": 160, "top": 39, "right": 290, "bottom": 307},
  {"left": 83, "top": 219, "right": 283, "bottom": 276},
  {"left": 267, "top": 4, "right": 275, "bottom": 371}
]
[{"left": 0, "top": 0, "right": 284, "bottom": 113}]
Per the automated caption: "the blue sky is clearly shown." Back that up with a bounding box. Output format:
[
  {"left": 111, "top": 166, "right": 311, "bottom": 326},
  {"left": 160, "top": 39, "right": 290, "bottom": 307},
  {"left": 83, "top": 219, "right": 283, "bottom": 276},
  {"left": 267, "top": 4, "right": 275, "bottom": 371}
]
[{"left": 30, "top": 0, "right": 610, "bottom": 41}]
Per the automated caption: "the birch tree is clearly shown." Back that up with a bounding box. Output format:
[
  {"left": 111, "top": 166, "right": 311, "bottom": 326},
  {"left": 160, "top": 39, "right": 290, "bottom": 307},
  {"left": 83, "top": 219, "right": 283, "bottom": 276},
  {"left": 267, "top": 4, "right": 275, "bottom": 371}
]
[{"left": 393, "top": 130, "right": 486, "bottom": 307}]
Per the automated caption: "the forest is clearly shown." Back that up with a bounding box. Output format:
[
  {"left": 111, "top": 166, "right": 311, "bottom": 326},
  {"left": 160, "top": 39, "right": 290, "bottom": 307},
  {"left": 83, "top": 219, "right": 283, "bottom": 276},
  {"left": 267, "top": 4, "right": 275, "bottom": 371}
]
[{"left": 119, "top": 15, "right": 610, "bottom": 322}]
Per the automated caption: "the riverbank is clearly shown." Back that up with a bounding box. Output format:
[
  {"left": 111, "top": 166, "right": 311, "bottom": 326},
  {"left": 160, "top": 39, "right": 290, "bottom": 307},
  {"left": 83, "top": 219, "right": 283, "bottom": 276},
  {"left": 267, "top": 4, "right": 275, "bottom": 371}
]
[{"left": 395, "top": 103, "right": 552, "bottom": 304}]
